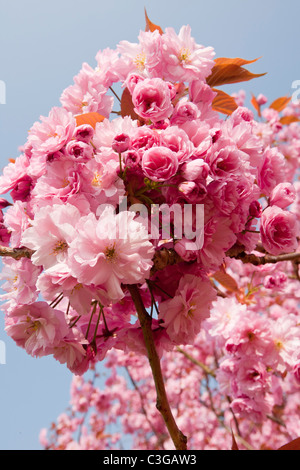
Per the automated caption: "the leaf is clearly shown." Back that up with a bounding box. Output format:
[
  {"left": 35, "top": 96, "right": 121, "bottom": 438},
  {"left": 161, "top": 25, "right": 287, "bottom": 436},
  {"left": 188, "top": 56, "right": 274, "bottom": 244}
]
[
  {"left": 280, "top": 115, "right": 300, "bottom": 125},
  {"left": 231, "top": 431, "right": 239, "bottom": 450},
  {"left": 206, "top": 58, "right": 266, "bottom": 88},
  {"left": 120, "top": 87, "right": 140, "bottom": 121},
  {"left": 75, "top": 112, "right": 105, "bottom": 129},
  {"left": 144, "top": 8, "right": 163, "bottom": 35},
  {"left": 212, "top": 268, "right": 239, "bottom": 292},
  {"left": 278, "top": 437, "right": 300, "bottom": 450},
  {"left": 211, "top": 88, "right": 238, "bottom": 115},
  {"left": 269, "top": 96, "right": 291, "bottom": 113},
  {"left": 251, "top": 93, "right": 261, "bottom": 117},
  {"left": 214, "top": 57, "right": 261, "bottom": 67}
]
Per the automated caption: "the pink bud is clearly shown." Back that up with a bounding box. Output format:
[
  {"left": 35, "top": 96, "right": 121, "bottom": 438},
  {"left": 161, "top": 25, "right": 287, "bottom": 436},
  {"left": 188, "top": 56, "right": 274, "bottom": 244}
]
[{"left": 112, "top": 133, "right": 131, "bottom": 154}]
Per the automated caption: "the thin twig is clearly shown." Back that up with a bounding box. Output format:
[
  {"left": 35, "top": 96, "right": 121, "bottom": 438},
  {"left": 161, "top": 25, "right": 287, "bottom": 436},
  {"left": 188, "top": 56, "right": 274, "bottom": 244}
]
[{"left": 125, "top": 366, "right": 167, "bottom": 449}]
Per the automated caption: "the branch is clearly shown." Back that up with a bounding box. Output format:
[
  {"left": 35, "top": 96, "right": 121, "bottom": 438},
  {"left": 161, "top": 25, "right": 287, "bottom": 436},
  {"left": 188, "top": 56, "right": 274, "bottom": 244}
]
[
  {"left": 126, "top": 284, "right": 187, "bottom": 450},
  {"left": 0, "top": 245, "right": 33, "bottom": 260},
  {"left": 125, "top": 366, "right": 167, "bottom": 449},
  {"left": 176, "top": 347, "right": 216, "bottom": 377},
  {"left": 150, "top": 247, "right": 182, "bottom": 275},
  {"left": 227, "top": 250, "right": 300, "bottom": 266}
]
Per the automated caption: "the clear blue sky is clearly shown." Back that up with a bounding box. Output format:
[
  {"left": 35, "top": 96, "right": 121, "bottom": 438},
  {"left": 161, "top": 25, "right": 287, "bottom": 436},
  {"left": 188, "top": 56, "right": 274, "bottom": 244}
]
[{"left": 0, "top": 0, "right": 299, "bottom": 450}]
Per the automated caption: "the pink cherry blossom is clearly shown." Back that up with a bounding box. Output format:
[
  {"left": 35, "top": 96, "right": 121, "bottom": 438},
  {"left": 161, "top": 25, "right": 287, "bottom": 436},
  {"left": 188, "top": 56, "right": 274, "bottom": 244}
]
[
  {"left": 260, "top": 205, "right": 299, "bottom": 255},
  {"left": 159, "top": 273, "right": 216, "bottom": 344},
  {"left": 68, "top": 206, "right": 154, "bottom": 301},
  {"left": 131, "top": 77, "right": 174, "bottom": 123},
  {"left": 141, "top": 146, "right": 178, "bottom": 182}
]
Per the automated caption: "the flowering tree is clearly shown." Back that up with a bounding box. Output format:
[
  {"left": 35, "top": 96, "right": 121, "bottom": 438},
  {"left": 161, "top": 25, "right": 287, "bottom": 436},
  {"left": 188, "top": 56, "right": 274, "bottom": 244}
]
[{"left": 0, "top": 12, "right": 299, "bottom": 450}]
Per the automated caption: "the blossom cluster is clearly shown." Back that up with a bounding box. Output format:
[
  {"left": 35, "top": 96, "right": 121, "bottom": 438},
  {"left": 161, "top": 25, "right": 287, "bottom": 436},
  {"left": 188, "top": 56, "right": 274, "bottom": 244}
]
[
  {"left": 40, "top": 261, "right": 300, "bottom": 450},
  {"left": 0, "top": 21, "right": 299, "bottom": 410}
]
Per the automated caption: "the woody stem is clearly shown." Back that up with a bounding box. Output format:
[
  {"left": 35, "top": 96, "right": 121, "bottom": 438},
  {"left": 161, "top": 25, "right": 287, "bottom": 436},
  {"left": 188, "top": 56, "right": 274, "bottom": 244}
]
[{"left": 126, "top": 283, "right": 187, "bottom": 450}]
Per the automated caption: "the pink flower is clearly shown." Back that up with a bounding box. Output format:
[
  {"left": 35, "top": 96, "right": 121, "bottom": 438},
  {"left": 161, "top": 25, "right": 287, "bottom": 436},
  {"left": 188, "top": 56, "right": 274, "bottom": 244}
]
[
  {"left": 0, "top": 258, "right": 41, "bottom": 307},
  {"left": 230, "top": 396, "right": 272, "bottom": 423},
  {"left": 68, "top": 206, "right": 154, "bottom": 301},
  {"left": 159, "top": 126, "right": 194, "bottom": 163},
  {"left": 112, "top": 133, "right": 131, "bottom": 154},
  {"left": 36, "top": 262, "right": 109, "bottom": 314},
  {"left": 257, "top": 146, "right": 287, "bottom": 195},
  {"left": 130, "top": 127, "right": 160, "bottom": 152},
  {"left": 3, "top": 200, "right": 31, "bottom": 248},
  {"left": 159, "top": 273, "right": 216, "bottom": 345},
  {"left": 0, "top": 153, "right": 31, "bottom": 196},
  {"left": 161, "top": 25, "right": 215, "bottom": 82},
  {"left": 131, "top": 78, "right": 174, "bottom": 123},
  {"left": 27, "top": 107, "right": 76, "bottom": 177},
  {"left": 181, "top": 159, "right": 210, "bottom": 181},
  {"left": 269, "top": 182, "right": 296, "bottom": 209},
  {"left": 65, "top": 140, "right": 94, "bottom": 162},
  {"left": 170, "top": 97, "right": 200, "bottom": 125},
  {"left": 5, "top": 301, "right": 69, "bottom": 357},
  {"left": 141, "top": 146, "right": 178, "bottom": 182},
  {"left": 60, "top": 62, "right": 113, "bottom": 117},
  {"left": 21, "top": 202, "right": 82, "bottom": 269},
  {"left": 260, "top": 205, "right": 299, "bottom": 255},
  {"left": 73, "top": 124, "right": 94, "bottom": 143}
]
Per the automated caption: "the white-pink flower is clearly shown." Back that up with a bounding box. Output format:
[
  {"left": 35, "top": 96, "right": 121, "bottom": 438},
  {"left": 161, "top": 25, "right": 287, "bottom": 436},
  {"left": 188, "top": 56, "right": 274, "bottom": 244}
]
[
  {"left": 27, "top": 107, "right": 76, "bottom": 177},
  {"left": 159, "top": 273, "right": 216, "bottom": 345},
  {"left": 68, "top": 206, "right": 154, "bottom": 301},
  {"left": 161, "top": 25, "right": 215, "bottom": 82},
  {"left": 5, "top": 301, "right": 69, "bottom": 357},
  {"left": 21, "top": 202, "right": 82, "bottom": 269}
]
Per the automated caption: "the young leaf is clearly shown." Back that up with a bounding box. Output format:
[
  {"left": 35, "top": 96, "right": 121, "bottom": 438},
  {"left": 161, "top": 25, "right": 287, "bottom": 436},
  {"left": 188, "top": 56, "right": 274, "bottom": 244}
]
[
  {"left": 120, "top": 87, "right": 140, "bottom": 121},
  {"left": 251, "top": 93, "right": 262, "bottom": 117},
  {"left": 280, "top": 115, "right": 300, "bottom": 125},
  {"left": 231, "top": 431, "right": 239, "bottom": 450},
  {"left": 269, "top": 96, "right": 292, "bottom": 113},
  {"left": 278, "top": 437, "right": 300, "bottom": 450},
  {"left": 144, "top": 8, "right": 163, "bottom": 35},
  {"left": 214, "top": 57, "right": 261, "bottom": 67},
  {"left": 212, "top": 267, "right": 239, "bottom": 293},
  {"left": 75, "top": 112, "right": 105, "bottom": 129},
  {"left": 206, "top": 59, "right": 266, "bottom": 88},
  {"left": 211, "top": 88, "right": 238, "bottom": 115}
]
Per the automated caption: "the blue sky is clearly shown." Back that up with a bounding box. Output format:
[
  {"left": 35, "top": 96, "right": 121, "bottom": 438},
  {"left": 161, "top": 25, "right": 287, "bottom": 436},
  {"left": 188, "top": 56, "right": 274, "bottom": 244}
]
[{"left": 0, "top": 0, "right": 299, "bottom": 450}]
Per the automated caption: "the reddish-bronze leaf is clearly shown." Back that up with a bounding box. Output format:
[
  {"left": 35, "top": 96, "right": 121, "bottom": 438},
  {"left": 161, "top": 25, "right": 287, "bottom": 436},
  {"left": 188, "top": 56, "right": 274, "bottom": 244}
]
[
  {"left": 280, "top": 115, "right": 300, "bottom": 125},
  {"left": 144, "top": 8, "right": 163, "bottom": 35},
  {"left": 75, "top": 112, "right": 105, "bottom": 129},
  {"left": 206, "top": 61, "right": 266, "bottom": 88},
  {"left": 251, "top": 93, "right": 261, "bottom": 117},
  {"left": 278, "top": 437, "right": 300, "bottom": 450},
  {"left": 214, "top": 57, "right": 261, "bottom": 67},
  {"left": 212, "top": 267, "right": 239, "bottom": 292},
  {"left": 269, "top": 96, "right": 292, "bottom": 113},
  {"left": 120, "top": 87, "right": 140, "bottom": 121},
  {"left": 211, "top": 88, "right": 238, "bottom": 115},
  {"left": 231, "top": 431, "right": 239, "bottom": 450}
]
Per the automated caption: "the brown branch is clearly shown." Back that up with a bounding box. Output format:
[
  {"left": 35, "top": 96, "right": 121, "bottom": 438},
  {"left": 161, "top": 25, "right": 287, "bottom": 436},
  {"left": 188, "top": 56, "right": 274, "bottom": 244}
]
[
  {"left": 126, "top": 284, "right": 187, "bottom": 450},
  {"left": 227, "top": 250, "right": 300, "bottom": 266},
  {"left": 176, "top": 347, "right": 216, "bottom": 377},
  {"left": 0, "top": 245, "right": 33, "bottom": 260},
  {"left": 150, "top": 247, "right": 182, "bottom": 275}
]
